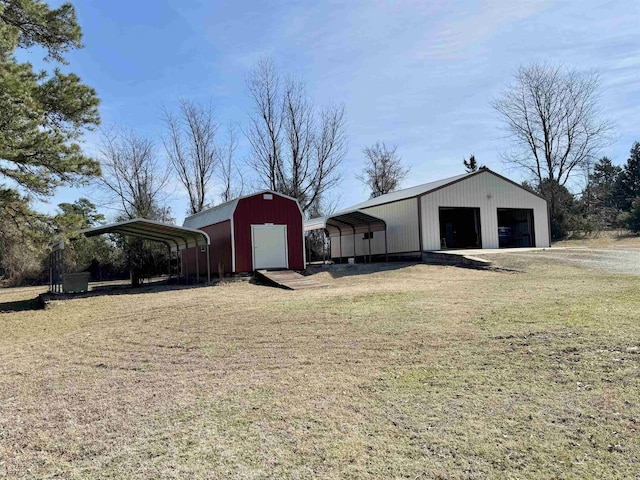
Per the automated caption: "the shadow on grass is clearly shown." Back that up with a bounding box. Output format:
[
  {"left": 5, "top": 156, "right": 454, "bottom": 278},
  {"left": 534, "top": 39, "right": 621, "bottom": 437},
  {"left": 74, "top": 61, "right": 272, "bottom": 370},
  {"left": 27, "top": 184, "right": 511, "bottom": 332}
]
[
  {"left": 39, "top": 277, "right": 232, "bottom": 304},
  {"left": 305, "top": 261, "right": 417, "bottom": 279},
  {"left": 0, "top": 297, "right": 43, "bottom": 313}
]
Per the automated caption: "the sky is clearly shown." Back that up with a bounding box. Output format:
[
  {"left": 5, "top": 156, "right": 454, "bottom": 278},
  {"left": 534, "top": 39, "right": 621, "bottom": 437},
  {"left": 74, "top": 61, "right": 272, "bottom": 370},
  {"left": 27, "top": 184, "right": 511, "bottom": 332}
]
[{"left": 34, "top": 0, "right": 640, "bottom": 224}]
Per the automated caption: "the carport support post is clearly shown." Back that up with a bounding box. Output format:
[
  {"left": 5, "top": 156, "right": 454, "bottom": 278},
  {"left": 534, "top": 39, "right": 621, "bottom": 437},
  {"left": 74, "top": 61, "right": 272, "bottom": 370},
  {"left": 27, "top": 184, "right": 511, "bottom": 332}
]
[
  {"left": 195, "top": 243, "right": 200, "bottom": 284},
  {"left": 368, "top": 224, "right": 372, "bottom": 263},
  {"left": 324, "top": 229, "right": 329, "bottom": 263},
  {"left": 384, "top": 229, "right": 388, "bottom": 262},
  {"left": 206, "top": 244, "right": 211, "bottom": 283},
  {"left": 352, "top": 226, "right": 357, "bottom": 263},
  {"left": 184, "top": 250, "right": 189, "bottom": 284},
  {"left": 167, "top": 245, "right": 171, "bottom": 281},
  {"left": 304, "top": 234, "right": 308, "bottom": 266}
]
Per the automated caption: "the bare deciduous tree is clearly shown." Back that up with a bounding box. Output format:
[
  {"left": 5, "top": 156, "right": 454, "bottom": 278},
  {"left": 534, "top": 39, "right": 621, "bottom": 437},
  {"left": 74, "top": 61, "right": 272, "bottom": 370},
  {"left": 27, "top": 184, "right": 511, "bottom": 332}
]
[
  {"left": 358, "top": 141, "right": 409, "bottom": 198},
  {"left": 97, "top": 128, "right": 172, "bottom": 287},
  {"left": 162, "top": 99, "right": 218, "bottom": 214},
  {"left": 246, "top": 58, "right": 346, "bottom": 213},
  {"left": 492, "top": 63, "right": 613, "bottom": 186},
  {"left": 98, "top": 128, "right": 171, "bottom": 221},
  {"left": 218, "top": 124, "right": 244, "bottom": 203}
]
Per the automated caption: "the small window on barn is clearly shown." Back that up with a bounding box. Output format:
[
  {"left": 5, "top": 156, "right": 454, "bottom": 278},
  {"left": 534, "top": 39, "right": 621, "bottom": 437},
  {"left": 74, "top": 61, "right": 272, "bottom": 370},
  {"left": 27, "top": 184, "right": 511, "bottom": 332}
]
[
  {"left": 363, "top": 232, "right": 374, "bottom": 240},
  {"left": 263, "top": 193, "right": 273, "bottom": 200},
  {"left": 200, "top": 245, "right": 206, "bottom": 253}
]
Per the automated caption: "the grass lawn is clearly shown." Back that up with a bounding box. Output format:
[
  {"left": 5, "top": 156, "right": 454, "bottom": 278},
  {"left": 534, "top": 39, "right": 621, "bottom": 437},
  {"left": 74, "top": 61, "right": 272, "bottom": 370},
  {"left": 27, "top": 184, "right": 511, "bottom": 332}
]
[{"left": 1, "top": 245, "right": 639, "bottom": 479}]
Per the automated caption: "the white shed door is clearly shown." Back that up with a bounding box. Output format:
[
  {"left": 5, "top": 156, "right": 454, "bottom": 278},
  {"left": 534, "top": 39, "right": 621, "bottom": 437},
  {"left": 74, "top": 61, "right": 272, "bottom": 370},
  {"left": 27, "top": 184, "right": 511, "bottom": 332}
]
[{"left": 251, "top": 225, "right": 288, "bottom": 270}]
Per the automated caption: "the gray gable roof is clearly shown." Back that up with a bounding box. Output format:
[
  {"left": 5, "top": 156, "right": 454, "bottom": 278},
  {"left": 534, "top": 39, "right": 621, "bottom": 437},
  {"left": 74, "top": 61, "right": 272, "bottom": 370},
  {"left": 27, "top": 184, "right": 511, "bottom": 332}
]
[{"left": 344, "top": 171, "right": 473, "bottom": 210}]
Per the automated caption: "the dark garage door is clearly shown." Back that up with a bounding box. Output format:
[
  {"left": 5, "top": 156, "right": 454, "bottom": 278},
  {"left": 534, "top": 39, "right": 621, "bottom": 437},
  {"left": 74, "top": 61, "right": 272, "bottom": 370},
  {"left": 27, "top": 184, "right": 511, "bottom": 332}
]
[
  {"left": 439, "top": 207, "right": 482, "bottom": 249},
  {"left": 497, "top": 209, "right": 535, "bottom": 247}
]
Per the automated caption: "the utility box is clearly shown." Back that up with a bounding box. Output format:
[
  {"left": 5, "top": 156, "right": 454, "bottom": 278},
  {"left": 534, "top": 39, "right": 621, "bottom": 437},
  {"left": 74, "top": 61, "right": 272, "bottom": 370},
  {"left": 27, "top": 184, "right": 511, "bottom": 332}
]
[{"left": 62, "top": 272, "right": 90, "bottom": 293}]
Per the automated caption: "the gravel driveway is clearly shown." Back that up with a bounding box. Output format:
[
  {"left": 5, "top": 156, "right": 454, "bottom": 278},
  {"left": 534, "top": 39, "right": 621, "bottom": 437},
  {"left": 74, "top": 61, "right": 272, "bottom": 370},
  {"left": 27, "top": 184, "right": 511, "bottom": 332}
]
[{"left": 479, "top": 246, "right": 640, "bottom": 276}]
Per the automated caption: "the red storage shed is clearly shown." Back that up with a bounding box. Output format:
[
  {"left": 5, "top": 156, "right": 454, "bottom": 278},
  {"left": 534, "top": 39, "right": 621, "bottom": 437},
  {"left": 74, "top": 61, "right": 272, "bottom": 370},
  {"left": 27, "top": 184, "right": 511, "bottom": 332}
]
[{"left": 181, "top": 191, "right": 305, "bottom": 275}]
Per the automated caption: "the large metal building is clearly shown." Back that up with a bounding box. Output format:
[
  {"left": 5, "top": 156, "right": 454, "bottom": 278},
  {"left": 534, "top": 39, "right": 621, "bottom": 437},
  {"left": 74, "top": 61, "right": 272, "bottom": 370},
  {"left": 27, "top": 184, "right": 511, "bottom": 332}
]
[
  {"left": 182, "top": 191, "right": 305, "bottom": 274},
  {"left": 305, "top": 169, "right": 550, "bottom": 262}
]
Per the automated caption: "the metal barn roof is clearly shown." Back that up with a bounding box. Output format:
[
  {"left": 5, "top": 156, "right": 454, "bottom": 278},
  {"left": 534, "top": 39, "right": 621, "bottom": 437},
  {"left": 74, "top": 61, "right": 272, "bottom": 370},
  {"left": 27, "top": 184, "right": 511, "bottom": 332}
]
[
  {"left": 182, "top": 190, "right": 303, "bottom": 230},
  {"left": 346, "top": 172, "right": 472, "bottom": 210},
  {"left": 182, "top": 198, "right": 239, "bottom": 230},
  {"left": 80, "top": 218, "right": 210, "bottom": 250},
  {"left": 303, "top": 172, "right": 474, "bottom": 232}
]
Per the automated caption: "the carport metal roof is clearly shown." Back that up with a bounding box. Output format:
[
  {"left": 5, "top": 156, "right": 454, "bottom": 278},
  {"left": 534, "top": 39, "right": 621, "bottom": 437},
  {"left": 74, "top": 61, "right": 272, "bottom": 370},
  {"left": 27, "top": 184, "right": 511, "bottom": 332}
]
[
  {"left": 80, "top": 218, "right": 210, "bottom": 250},
  {"left": 304, "top": 210, "right": 386, "bottom": 235},
  {"left": 80, "top": 218, "right": 211, "bottom": 283},
  {"left": 304, "top": 210, "right": 387, "bottom": 262}
]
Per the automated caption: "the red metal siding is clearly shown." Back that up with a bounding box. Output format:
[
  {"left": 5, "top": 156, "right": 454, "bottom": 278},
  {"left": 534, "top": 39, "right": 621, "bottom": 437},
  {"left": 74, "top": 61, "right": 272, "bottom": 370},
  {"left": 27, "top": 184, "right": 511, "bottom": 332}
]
[
  {"left": 182, "top": 220, "right": 232, "bottom": 276},
  {"left": 233, "top": 194, "right": 304, "bottom": 272}
]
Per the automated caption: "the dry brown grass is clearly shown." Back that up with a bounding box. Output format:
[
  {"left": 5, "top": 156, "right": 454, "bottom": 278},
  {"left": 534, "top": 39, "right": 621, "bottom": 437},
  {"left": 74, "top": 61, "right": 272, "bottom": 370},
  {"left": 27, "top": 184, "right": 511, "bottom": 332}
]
[
  {"left": 1, "top": 251, "right": 639, "bottom": 479},
  {"left": 554, "top": 230, "right": 640, "bottom": 249}
]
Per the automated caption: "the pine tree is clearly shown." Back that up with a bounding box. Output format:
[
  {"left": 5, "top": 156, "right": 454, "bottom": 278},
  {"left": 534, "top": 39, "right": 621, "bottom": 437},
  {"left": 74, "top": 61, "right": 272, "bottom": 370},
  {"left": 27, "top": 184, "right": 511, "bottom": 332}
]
[
  {"left": 613, "top": 142, "right": 640, "bottom": 211},
  {"left": 0, "top": 0, "right": 100, "bottom": 196},
  {"left": 582, "top": 156, "right": 622, "bottom": 228},
  {"left": 463, "top": 155, "right": 478, "bottom": 173}
]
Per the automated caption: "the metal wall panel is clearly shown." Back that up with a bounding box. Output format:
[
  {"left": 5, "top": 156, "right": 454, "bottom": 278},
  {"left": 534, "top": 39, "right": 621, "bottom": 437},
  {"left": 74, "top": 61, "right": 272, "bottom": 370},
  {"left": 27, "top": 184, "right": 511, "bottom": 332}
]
[
  {"left": 183, "top": 220, "right": 232, "bottom": 276},
  {"left": 363, "top": 198, "right": 420, "bottom": 253},
  {"left": 329, "top": 197, "right": 420, "bottom": 257},
  {"left": 330, "top": 230, "right": 387, "bottom": 258},
  {"left": 420, "top": 171, "right": 550, "bottom": 250}
]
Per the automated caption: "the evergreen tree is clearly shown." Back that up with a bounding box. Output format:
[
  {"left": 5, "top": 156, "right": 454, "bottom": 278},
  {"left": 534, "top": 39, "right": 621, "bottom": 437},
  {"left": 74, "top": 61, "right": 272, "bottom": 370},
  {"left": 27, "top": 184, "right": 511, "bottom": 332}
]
[
  {"left": 463, "top": 155, "right": 478, "bottom": 173},
  {"left": 53, "top": 198, "right": 125, "bottom": 281},
  {"left": 0, "top": 0, "right": 100, "bottom": 196},
  {"left": 537, "top": 179, "right": 575, "bottom": 240},
  {"left": 582, "top": 156, "right": 622, "bottom": 228},
  {"left": 0, "top": 189, "right": 50, "bottom": 285},
  {"left": 613, "top": 142, "right": 640, "bottom": 211},
  {"left": 624, "top": 198, "right": 640, "bottom": 233}
]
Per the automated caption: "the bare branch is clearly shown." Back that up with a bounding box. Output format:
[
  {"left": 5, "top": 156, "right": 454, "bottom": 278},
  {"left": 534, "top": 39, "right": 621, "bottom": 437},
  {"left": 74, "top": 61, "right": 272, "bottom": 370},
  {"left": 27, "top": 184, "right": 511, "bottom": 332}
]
[
  {"left": 357, "top": 141, "right": 409, "bottom": 198},
  {"left": 218, "top": 123, "right": 244, "bottom": 203},
  {"left": 162, "top": 99, "right": 218, "bottom": 214},
  {"left": 97, "top": 127, "right": 171, "bottom": 221},
  {"left": 492, "top": 62, "right": 614, "bottom": 187},
  {"left": 245, "top": 58, "right": 346, "bottom": 213}
]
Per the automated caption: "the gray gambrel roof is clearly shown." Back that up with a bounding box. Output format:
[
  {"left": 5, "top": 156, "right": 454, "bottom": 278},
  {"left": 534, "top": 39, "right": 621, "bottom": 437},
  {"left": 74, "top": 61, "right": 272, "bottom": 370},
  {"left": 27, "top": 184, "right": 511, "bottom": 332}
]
[
  {"left": 182, "top": 197, "right": 239, "bottom": 230},
  {"left": 182, "top": 190, "right": 304, "bottom": 230}
]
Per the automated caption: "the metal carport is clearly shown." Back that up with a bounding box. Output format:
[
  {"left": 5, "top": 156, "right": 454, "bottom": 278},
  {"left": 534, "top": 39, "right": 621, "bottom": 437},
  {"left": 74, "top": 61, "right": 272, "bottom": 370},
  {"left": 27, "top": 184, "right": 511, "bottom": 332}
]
[
  {"left": 80, "top": 218, "right": 212, "bottom": 283},
  {"left": 304, "top": 210, "right": 387, "bottom": 263}
]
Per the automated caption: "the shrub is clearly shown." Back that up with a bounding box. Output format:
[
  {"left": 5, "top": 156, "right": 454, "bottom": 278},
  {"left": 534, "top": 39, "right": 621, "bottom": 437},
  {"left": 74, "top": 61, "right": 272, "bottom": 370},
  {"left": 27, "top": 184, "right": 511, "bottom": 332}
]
[{"left": 623, "top": 197, "right": 640, "bottom": 233}]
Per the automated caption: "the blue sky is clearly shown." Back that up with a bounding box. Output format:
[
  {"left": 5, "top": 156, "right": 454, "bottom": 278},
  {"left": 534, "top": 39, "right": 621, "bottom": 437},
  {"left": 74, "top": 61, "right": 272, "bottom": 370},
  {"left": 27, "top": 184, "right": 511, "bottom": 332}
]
[{"left": 38, "top": 0, "right": 639, "bottom": 224}]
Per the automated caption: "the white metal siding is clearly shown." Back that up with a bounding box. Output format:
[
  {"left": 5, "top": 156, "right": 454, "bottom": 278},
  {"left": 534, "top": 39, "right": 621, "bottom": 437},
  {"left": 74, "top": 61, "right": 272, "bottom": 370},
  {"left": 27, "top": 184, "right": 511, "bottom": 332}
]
[
  {"left": 330, "top": 230, "right": 386, "bottom": 257},
  {"left": 420, "top": 171, "right": 550, "bottom": 250},
  {"left": 329, "top": 197, "right": 419, "bottom": 257},
  {"left": 364, "top": 198, "right": 420, "bottom": 254}
]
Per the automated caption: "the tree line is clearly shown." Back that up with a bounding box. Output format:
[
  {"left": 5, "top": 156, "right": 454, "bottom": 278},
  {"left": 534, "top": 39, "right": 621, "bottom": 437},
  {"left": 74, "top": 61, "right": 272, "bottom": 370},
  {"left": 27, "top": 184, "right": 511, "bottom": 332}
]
[
  {"left": 0, "top": 0, "right": 352, "bottom": 285},
  {"left": 1, "top": 0, "right": 637, "bottom": 286},
  {"left": 491, "top": 63, "right": 639, "bottom": 239}
]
